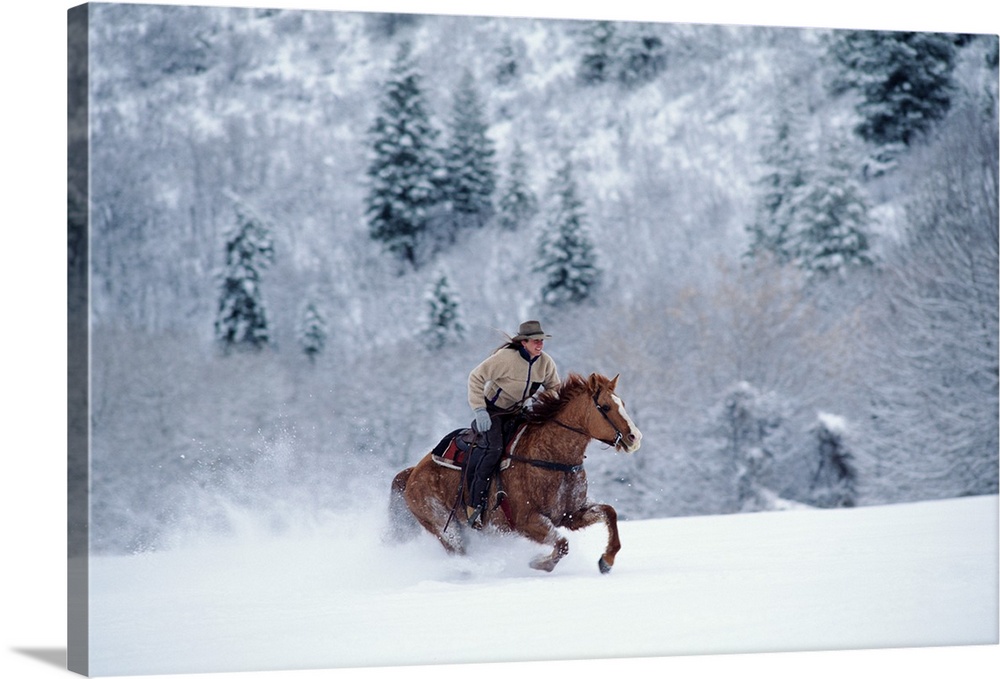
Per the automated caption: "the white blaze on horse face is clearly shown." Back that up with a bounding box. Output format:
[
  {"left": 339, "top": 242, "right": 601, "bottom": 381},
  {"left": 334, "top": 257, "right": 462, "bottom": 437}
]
[{"left": 611, "top": 394, "right": 642, "bottom": 452}]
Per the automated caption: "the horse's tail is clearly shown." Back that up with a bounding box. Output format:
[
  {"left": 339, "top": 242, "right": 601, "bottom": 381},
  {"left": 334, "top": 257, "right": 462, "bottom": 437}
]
[{"left": 383, "top": 467, "right": 419, "bottom": 544}]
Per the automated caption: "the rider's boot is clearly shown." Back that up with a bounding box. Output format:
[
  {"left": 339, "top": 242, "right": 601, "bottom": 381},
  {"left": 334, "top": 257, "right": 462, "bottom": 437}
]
[{"left": 466, "top": 503, "right": 485, "bottom": 529}]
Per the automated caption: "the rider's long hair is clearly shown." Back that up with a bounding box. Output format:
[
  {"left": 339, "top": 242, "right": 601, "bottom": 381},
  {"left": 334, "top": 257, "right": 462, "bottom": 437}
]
[
  {"left": 489, "top": 327, "right": 523, "bottom": 355},
  {"left": 493, "top": 339, "right": 522, "bottom": 354}
]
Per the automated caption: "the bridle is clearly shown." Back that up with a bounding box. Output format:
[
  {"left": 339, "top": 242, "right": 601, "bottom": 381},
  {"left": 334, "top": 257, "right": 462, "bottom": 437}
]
[
  {"left": 553, "top": 387, "right": 627, "bottom": 449},
  {"left": 507, "top": 386, "right": 629, "bottom": 475}
]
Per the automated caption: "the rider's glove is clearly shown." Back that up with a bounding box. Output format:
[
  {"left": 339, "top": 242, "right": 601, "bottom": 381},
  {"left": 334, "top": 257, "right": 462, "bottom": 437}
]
[{"left": 473, "top": 408, "right": 492, "bottom": 433}]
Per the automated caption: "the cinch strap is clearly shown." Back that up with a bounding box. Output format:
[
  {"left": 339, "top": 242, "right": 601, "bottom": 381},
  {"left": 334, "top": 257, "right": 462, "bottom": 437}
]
[{"left": 507, "top": 454, "right": 583, "bottom": 474}]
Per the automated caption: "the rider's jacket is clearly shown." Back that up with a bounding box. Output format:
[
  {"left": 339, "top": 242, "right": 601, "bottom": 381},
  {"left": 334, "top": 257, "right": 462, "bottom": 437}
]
[{"left": 468, "top": 346, "right": 560, "bottom": 414}]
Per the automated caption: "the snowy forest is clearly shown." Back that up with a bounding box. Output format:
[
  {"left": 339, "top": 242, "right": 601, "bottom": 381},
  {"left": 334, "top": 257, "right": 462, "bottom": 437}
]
[{"left": 69, "top": 3, "right": 999, "bottom": 555}]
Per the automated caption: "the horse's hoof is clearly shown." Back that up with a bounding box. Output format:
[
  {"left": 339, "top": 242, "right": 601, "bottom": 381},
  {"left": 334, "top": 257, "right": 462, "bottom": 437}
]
[
  {"left": 530, "top": 557, "right": 556, "bottom": 572},
  {"left": 598, "top": 557, "right": 612, "bottom": 574}
]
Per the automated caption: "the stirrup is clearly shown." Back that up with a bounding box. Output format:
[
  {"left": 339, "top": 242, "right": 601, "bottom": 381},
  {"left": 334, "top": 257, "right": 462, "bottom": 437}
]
[
  {"left": 492, "top": 489, "right": 508, "bottom": 510},
  {"left": 466, "top": 504, "right": 485, "bottom": 530}
]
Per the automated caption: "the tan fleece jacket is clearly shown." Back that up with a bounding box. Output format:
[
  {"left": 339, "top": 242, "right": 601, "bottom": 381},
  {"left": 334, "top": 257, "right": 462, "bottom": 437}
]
[{"left": 467, "top": 346, "right": 560, "bottom": 413}]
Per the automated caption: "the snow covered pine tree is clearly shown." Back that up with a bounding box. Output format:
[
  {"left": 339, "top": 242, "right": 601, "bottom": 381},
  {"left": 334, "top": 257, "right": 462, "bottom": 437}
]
[
  {"left": 421, "top": 271, "right": 466, "bottom": 350},
  {"left": 214, "top": 200, "right": 275, "bottom": 353},
  {"left": 441, "top": 69, "right": 497, "bottom": 231},
  {"left": 536, "top": 161, "right": 601, "bottom": 307},
  {"left": 365, "top": 41, "right": 442, "bottom": 268},
  {"left": 297, "top": 299, "right": 328, "bottom": 364}
]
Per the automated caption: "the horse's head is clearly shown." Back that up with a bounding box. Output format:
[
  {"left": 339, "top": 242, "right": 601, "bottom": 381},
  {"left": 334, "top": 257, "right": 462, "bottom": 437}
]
[{"left": 585, "top": 373, "right": 642, "bottom": 454}]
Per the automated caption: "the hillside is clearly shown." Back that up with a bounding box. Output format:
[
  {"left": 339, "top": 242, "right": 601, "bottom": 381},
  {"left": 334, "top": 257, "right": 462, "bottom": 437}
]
[{"left": 74, "top": 4, "right": 999, "bottom": 554}]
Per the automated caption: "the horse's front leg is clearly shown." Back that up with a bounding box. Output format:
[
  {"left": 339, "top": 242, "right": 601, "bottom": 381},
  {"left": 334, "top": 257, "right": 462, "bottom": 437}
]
[
  {"left": 563, "top": 503, "right": 620, "bottom": 574},
  {"left": 518, "top": 513, "right": 569, "bottom": 572}
]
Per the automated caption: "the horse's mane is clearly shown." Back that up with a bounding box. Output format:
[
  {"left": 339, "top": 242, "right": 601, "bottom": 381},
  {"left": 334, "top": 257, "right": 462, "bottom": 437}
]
[{"left": 523, "top": 373, "right": 593, "bottom": 424}]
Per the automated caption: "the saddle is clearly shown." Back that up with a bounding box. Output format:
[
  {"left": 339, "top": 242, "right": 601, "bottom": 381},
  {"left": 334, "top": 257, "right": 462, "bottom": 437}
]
[
  {"left": 430, "top": 423, "right": 526, "bottom": 471},
  {"left": 430, "top": 428, "right": 477, "bottom": 470},
  {"left": 432, "top": 424, "right": 526, "bottom": 528}
]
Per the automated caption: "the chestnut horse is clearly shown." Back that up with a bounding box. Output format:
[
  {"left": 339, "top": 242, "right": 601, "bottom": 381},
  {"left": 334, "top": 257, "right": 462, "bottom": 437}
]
[{"left": 387, "top": 373, "right": 642, "bottom": 574}]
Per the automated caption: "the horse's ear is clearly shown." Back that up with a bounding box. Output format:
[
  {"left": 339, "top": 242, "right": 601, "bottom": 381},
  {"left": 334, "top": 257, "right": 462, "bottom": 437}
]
[
  {"left": 609, "top": 374, "right": 619, "bottom": 390},
  {"left": 587, "top": 373, "right": 601, "bottom": 391}
]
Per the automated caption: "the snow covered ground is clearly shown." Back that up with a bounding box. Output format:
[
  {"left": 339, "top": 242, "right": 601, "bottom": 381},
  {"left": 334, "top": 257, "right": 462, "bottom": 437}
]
[{"left": 82, "top": 494, "right": 998, "bottom": 677}]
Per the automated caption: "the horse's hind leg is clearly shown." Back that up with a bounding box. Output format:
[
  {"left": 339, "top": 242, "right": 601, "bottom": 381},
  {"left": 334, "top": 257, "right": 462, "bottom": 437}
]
[
  {"left": 564, "top": 503, "right": 621, "bottom": 574},
  {"left": 385, "top": 468, "right": 419, "bottom": 544}
]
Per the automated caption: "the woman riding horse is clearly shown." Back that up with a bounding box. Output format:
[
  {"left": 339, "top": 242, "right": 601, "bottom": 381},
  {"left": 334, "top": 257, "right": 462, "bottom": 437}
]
[
  {"left": 465, "top": 320, "right": 561, "bottom": 528},
  {"left": 389, "top": 370, "right": 642, "bottom": 573}
]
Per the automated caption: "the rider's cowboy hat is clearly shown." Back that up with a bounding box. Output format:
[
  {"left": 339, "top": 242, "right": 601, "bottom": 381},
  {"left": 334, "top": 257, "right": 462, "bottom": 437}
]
[{"left": 512, "top": 320, "right": 552, "bottom": 342}]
